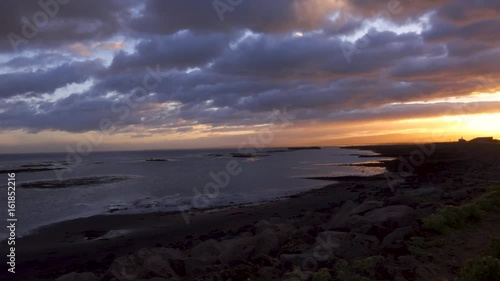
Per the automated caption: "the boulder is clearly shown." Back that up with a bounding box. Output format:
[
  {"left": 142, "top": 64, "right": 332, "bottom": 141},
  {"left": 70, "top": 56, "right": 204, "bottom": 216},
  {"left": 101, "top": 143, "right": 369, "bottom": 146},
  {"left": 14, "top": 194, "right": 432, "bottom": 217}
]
[
  {"left": 319, "top": 231, "right": 351, "bottom": 241},
  {"left": 345, "top": 215, "right": 372, "bottom": 233},
  {"left": 188, "top": 239, "right": 220, "bottom": 263},
  {"left": 398, "top": 255, "right": 419, "bottom": 269},
  {"left": 56, "top": 272, "right": 98, "bottom": 281},
  {"left": 386, "top": 194, "right": 421, "bottom": 208},
  {"left": 334, "top": 233, "right": 380, "bottom": 259},
  {"left": 257, "top": 266, "right": 283, "bottom": 280},
  {"left": 352, "top": 233, "right": 380, "bottom": 250},
  {"left": 350, "top": 200, "right": 383, "bottom": 216},
  {"left": 255, "top": 220, "right": 273, "bottom": 233},
  {"left": 142, "top": 254, "right": 185, "bottom": 278},
  {"left": 218, "top": 228, "right": 282, "bottom": 264},
  {"left": 104, "top": 248, "right": 185, "bottom": 281},
  {"left": 254, "top": 229, "right": 282, "bottom": 257},
  {"left": 280, "top": 253, "right": 315, "bottom": 270},
  {"left": 181, "top": 257, "right": 217, "bottom": 276},
  {"left": 218, "top": 236, "right": 256, "bottom": 264},
  {"left": 325, "top": 200, "right": 356, "bottom": 229},
  {"left": 106, "top": 255, "right": 147, "bottom": 281},
  {"left": 447, "top": 190, "right": 469, "bottom": 201},
  {"left": 310, "top": 232, "right": 342, "bottom": 262},
  {"left": 416, "top": 265, "right": 442, "bottom": 280},
  {"left": 381, "top": 226, "right": 414, "bottom": 250},
  {"left": 402, "top": 187, "right": 443, "bottom": 198},
  {"left": 256, "top": 219, "right": 296, "bottom": 235},
  {"left": 363, "top": 205, "right": 415, "bottom": 228}
]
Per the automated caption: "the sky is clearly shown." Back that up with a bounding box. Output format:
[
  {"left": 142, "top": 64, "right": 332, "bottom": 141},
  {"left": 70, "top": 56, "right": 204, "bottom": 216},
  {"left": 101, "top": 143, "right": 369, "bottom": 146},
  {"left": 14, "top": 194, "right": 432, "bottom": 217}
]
[{"left": 0, "top": 0, "right": 500, "bottom": 153}]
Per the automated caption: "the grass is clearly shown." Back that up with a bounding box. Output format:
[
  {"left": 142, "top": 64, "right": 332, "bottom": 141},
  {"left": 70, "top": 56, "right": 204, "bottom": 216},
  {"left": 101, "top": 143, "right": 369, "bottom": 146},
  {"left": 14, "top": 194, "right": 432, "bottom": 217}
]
[
  {"left": 407, "top": 237, "right": 445, "bottom": 258},
  {"left": 333, "top": 257, "right": 384, "bottom": 281},
  {"left": 351, "top": 256, "right": 385, "bottom": 278},
  {"left": 422, "top": 186, "right": 500, "bottom": 234},
  {"left": 460, "top": 256, "right": 500, "bottom": 281},
  {"left": 486, "top": 238, "right": 500, "bottom": 259},
  {"left": 312, "top": 268, "right": 331, "bottom": 281},
  {"left": 282, "top": 267, "right": 304, "bottom": 281},
  {"left": 459, "top": 238, "right": 500, "bottom": 281},
  {"left": 419, "top": 187, "right": 500, "bottom": 280}
]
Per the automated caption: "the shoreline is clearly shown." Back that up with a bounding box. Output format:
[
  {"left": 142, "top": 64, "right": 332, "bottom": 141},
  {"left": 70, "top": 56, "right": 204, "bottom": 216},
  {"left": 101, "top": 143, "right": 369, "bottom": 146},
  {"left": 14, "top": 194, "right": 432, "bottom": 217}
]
[
  {"left": 6, "top": 147, "right": 387, "bottom": 280},
  {"left": 6, "top": 142, "right": 500, "bottom": 280},
  {"left": 5, "top": 147, "right": 382, "bottom": 242}
]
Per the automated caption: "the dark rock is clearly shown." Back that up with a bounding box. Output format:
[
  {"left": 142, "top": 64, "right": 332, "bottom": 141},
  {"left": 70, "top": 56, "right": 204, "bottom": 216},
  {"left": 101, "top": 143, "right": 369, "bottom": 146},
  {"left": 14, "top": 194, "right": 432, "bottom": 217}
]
[
  {"left": 346, "top": 215, "right": 372, "bottom": 233},
  {"left": 398, "top": 256, "right": 419, "bottom": 269},
  {"left": 363, "top": 205, "right": 416, "bottom": 228},
  {"left": 350, "top": 200, "right": 383, "bottom": 216},
  {"left": 218, "top": 229, "right": 283, "bottom": 264},
  {"left": 56, "top": 272, "right": 98, "bottom": 281},
  {"left": 325, "top": 200, "right": 356, "bottom": 229},
  {"left": 188, "top": 239, "right": 220, "bottom": 264},
  {"left": 334, "top": 233, "right": 380, "bottom": 259},
  {"left": 447, "top": 190, "right": 469, "bottom": 201},
  {"left": 103, "top": 248, "right": 185, "bottom": 281},
  {"left": 381, "top": 226, "right": 414, "bottom": 250}
]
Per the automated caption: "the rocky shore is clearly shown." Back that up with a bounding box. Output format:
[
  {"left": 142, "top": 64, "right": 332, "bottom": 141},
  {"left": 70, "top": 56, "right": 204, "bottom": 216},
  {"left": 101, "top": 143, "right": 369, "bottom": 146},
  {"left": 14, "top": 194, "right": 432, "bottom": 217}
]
[{"left": 5, "top": 142, "right": 500, "bottom": 281}]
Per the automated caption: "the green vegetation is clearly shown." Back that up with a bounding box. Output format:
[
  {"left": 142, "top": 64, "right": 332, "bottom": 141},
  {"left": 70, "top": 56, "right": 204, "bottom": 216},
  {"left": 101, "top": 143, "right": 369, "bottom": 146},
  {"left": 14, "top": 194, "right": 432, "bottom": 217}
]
[
  {"left": 351, "top": 256, "right": 385, "bottom": 278},
  {"left": 459, "top": 238, "right": 500, "bottom": 281},
  {"left": 460, "top": 256, "right": 500, "bottom": 281},
  {"left": 333, "top": 258, "right": 381, "bottom": 281},
  {"left": 312, "top": 268, "right": 331, "bottom": 281},
  {"left": 407, "top": 237, "right": 445, "bottom": 258},
  {"left": 408, "top": 236, "right": 445, "bottom": 248},
  {"left": 486, "top": 238, "right": 500, "bottom": 259},
  {"left": 422, "top": 186, "right": 500, "bottom": 233},
  {"left": 282, "top": 267, "right": 304, "bottom": 281}
]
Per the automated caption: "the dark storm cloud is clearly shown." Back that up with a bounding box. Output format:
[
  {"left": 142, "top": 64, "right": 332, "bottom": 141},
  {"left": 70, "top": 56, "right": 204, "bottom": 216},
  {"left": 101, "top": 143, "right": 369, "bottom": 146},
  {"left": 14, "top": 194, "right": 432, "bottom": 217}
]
[
  {"left": 345, "top": 0, "right": 451, "bottom": 22},
  {"left": 109, "top": 31, "right": 233, "bottom": 73},
  {"left": 1, "top": 0, "right": 500, "bottom": 135},
  {"left": 0, "top": 0, "right": 133, "bottom": 52},
  {"left": 424, "top": 18, "right": 500, "bottom": 44},
  {"left": 129, "top": 0, "right": 339, "bottom": 34},
  {"left": 1, "top": 52, "right": 67, "bottom": 68},
  {"left": 210, "top": 31, "right": 426, "bottom": 79},
  {"left": 390, "top": 48, "right": 500, "bottom": 82},
  {"left": 0, "top": 60, "right": 104, "bottom": 98},
  {"left": 435, "top": 0, "right": 500, "bottom": 23}
]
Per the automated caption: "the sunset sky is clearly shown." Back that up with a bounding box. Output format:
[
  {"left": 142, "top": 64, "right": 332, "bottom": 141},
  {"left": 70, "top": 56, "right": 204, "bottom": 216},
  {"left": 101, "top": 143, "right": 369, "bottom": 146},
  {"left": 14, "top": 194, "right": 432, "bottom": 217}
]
[{"left": 1, "top": 0, "right": 499, "bottom": 153}]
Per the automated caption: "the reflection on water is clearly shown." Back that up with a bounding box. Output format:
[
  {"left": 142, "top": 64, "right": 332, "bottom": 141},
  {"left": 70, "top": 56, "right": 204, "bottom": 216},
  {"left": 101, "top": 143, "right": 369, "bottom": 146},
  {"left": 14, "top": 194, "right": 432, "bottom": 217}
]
[{"left": 0, "top": 147, "right": 389, "bottom": 238}]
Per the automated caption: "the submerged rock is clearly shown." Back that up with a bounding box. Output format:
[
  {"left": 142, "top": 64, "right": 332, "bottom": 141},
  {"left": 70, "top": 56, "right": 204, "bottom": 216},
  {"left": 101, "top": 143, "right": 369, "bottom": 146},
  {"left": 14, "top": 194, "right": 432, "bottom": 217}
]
[{"left": 20, "top": 175, "right": 131, "bottom": 189}]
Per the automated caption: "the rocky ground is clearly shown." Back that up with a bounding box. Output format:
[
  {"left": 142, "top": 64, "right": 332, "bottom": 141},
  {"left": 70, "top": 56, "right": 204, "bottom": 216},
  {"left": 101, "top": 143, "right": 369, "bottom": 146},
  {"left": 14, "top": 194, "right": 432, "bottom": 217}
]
[{"left": 5, "top": 142, "right": 500, "bottom": 281}]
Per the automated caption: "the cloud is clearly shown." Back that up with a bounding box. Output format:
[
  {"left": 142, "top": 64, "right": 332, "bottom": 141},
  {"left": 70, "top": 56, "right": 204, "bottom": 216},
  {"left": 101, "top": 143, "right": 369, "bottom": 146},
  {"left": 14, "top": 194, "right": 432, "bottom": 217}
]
[
  {"left": 129, "top": 0, "right": 342, "bottom": 34},
  {"left": 1, "top": 0, "right": 500, "bottom": 147},
  {"left": 109, "top": 31, "right": 233, "bottom": 73},
  {"left": 0, "top": 0, "right": 133, "bottom": 52},
  {"left": 0, "top": 60, "right": 104, "bottom": 98}
]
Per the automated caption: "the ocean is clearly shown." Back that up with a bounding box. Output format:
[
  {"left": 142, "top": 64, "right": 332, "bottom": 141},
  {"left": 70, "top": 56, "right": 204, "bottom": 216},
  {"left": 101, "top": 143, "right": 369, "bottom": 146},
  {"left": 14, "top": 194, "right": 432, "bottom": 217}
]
[{"left": 0, "top": 147, "right": 388, "bottom": 239}]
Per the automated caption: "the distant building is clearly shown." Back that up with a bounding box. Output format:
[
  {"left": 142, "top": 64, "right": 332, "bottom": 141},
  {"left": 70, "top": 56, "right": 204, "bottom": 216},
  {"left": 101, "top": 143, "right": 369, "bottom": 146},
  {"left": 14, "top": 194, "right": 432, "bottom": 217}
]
[{"left": 470, "top": 137, "right": 496, "bottom": 143}]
